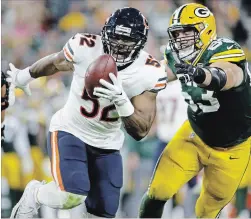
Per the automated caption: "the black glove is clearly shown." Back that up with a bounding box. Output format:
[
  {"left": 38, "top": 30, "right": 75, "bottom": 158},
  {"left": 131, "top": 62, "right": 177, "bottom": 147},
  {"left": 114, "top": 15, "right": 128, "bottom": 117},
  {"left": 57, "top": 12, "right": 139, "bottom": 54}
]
[
  {"left": 1, "top": 125, "right": 5, "bottom": 143},
  {"left": 175, "top": 63, "right": 206, "bottom": 84},
  {"left": 1, "top": 71, "right": 10, "bottom": 111}
]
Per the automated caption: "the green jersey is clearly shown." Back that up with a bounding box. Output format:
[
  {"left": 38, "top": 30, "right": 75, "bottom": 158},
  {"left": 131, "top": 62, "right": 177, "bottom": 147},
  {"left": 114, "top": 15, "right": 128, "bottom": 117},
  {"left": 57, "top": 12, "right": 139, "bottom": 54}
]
[{"left": 164, "top": 37, "right": 251, "bottom": 147}]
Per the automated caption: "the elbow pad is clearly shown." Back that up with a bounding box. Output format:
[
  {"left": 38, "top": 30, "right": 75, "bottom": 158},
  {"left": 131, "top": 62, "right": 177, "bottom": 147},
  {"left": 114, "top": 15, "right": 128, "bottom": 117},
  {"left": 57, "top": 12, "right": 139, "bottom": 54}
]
[{"left": 204, "top": 67, "right": 227, "bottom": 92}]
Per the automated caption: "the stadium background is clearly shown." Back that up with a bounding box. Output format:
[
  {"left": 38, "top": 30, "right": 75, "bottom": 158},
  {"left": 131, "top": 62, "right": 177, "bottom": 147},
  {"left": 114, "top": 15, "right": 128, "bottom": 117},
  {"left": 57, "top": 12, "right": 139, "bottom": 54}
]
[{"left": 1, "top": 0, "right": 251, "bottom": 218}]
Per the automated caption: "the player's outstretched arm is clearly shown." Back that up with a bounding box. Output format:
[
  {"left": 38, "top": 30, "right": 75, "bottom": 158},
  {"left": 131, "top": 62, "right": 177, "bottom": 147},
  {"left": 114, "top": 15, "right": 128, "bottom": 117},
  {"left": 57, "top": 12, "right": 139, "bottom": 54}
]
[
  {"left": 29, "top": 50, "right": 74, "bottom": 78},
  {"left": 206, "top": 61, "right": 244, "bottom": 90},
  {"left": 160, "top": 59, "right": 177, "bottom": 82},
  {"left": 122, "top": 91, "right": 157, "bottom": 141},
  {"left": 175, "top": 61, "right": 244, "bottom": 91},
  {"left": 6, "top": 50, "right": 74, "bottom": 95}
]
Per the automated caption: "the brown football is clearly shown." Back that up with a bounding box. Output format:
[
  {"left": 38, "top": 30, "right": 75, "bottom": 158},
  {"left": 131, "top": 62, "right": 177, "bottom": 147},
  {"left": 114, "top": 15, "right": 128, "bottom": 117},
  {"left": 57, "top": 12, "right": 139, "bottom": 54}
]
[{"left": 85, "top": 54, "right": 117, "bottom": 99}]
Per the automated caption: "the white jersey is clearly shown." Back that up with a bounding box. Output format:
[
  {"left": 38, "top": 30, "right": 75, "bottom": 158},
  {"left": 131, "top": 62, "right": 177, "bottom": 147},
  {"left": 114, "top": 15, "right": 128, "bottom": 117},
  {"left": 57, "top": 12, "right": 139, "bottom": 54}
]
[
  {"left": 156, "top": 80, "right": 187, "bottom": 142},
  {"left": 49, "top": 33, "right": 167, "bottom": 150}
]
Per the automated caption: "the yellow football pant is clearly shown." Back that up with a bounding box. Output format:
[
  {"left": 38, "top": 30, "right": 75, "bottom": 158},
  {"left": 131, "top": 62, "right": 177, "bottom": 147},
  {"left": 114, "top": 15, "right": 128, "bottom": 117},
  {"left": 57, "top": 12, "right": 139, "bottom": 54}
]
[
  {"left": 148, "top": 120, "right": 251, "bottom": 218},
  {"left": 238, "top": 155, "right": 251, "bottom": 188},
  {"left": 1, "top": 152, "right": 22, "bottom": 189}
]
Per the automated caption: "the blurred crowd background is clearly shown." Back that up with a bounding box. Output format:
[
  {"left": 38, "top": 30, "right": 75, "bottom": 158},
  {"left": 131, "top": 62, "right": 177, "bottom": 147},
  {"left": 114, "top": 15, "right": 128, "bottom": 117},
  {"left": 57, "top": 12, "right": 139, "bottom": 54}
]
[{"left": 1, "top": 0, "right": 251, "bottom": 218}]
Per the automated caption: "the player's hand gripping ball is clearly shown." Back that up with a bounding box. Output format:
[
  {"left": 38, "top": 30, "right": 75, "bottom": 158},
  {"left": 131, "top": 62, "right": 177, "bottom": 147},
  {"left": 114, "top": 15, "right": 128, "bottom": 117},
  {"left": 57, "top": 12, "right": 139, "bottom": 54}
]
[{"left": 85, "top": 54, "right": 118, "bottom": 99}]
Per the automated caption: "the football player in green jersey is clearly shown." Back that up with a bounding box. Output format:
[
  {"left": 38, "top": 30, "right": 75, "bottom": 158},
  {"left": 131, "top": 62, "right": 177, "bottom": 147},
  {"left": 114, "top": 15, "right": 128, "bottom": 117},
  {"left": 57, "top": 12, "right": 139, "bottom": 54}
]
[{"left": 139, "top": 3, "right": 251, "bottom": 218}]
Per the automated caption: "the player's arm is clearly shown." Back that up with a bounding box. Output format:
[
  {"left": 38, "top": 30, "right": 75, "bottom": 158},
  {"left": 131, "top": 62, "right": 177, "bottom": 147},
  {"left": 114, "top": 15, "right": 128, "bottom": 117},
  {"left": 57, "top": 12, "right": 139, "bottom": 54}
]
[
  {"left": 199, "top": 61, "right": 243, "bottom": 91},
  {"left": 175, "top": 61, "right": 244, "bottom": 91},
  {"left": 29, "top": 50, "right": 74, "bottom": 78},
  {"left": 161, "top": 45, "right": 178, "bottom": 82},
  {"left": 6, "top": 50, "right": 73, "bottom": 94},
  {"left": 160, "top": 59, "right": 177, "bottom": 82},
  {"left": 29, "top": 33, "right": 86, "bottom": 77},
  {"left": 6, "top": 34, "right": 82, "bottom": 95},
  {"left": 122, "top": 91, "right": 157, "bottom": 141},
  {"left": 175, "top": 41, "right": 247, "bottom": 91}
]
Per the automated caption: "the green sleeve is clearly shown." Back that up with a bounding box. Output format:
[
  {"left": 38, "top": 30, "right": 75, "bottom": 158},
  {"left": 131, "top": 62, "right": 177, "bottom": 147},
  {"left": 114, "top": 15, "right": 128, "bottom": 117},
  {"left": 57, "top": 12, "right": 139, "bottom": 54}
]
[{"left": 164, "top": 46, "right": 176, "bottom": 73}]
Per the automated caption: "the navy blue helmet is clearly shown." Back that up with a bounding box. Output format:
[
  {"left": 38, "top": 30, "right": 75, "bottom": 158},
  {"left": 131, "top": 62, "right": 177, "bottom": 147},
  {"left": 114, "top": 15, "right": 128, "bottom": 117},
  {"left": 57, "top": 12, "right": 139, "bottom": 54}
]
[{"left": 101, "top": 7, "right": 149, "bottom": 65}]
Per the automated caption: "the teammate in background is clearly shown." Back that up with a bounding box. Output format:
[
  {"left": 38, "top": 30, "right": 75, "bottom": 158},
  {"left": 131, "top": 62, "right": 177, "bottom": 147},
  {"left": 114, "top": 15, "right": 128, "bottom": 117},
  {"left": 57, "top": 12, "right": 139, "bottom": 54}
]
[
  {"left": 140, "top": 3, "right": 251, "bottom": 218},
  {"left": 7, "top": 7, "right": 167, "bottom": 218},
  {"left": 1, "top": 87, "right": 33, "bottom": 217},
  {"left": 1, "top": 114, "right": 33, "bottom": 217}
]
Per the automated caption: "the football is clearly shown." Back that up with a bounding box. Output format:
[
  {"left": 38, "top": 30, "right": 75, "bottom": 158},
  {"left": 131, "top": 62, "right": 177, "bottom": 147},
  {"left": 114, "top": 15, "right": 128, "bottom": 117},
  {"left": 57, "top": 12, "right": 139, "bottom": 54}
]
[{"left": 85, "top": 54, "right": 117, "bottom": 99}]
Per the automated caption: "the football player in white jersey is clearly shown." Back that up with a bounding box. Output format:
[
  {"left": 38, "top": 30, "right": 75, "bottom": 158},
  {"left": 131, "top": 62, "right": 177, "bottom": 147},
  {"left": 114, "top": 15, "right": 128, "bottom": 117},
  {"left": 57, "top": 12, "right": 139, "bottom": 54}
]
[{"left": 7, "top": 7, "right": 167, "bottom": 218}]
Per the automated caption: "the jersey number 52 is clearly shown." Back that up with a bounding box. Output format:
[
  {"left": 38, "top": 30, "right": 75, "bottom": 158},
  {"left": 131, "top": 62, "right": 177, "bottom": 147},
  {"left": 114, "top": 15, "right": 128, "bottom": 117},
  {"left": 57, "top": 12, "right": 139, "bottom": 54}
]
[{"left": 80, "top": 89, "right": 118, "bottom": 122}]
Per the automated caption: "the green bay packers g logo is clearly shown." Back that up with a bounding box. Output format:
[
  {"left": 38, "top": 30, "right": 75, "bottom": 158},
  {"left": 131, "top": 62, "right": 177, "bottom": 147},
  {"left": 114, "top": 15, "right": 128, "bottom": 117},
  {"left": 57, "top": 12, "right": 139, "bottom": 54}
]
[{"left": 194, "top": 7, "right": 210, "bottom": 18}]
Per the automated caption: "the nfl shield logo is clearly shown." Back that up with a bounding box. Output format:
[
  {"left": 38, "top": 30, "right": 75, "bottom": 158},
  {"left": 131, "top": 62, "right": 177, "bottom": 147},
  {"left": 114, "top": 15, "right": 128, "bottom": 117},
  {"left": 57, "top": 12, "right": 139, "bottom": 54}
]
[{"left": 189, "top": 132, "right": 195, "bottom": 139}]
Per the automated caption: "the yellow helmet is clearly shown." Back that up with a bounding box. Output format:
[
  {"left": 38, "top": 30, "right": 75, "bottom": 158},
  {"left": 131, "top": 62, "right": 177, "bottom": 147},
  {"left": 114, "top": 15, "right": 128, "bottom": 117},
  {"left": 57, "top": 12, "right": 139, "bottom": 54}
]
[{"left": 167, "top": 3, "right": 217, "bottom": 61}]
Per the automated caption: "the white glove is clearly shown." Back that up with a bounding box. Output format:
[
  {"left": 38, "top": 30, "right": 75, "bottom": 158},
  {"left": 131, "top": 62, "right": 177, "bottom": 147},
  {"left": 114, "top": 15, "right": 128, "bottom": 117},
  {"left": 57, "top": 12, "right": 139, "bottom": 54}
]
[
  {"left": 6, "top": 63, "right": 32, "bottom": 96},
  {"left": 93, "top": 73, "right": 134, "bottom": 117}
]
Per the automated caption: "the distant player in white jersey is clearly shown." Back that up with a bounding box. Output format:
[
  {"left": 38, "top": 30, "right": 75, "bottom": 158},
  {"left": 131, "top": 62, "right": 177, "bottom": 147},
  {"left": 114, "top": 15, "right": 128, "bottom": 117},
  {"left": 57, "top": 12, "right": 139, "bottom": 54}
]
[
  {"left": 7, "top": 7, "right": 167, "bottom": 218},
  {"left": 156, "top": 80, "right": 187, "bottom": 151},
  {"left": 154, "top": 79, "right": 187, "bottom": 165}
]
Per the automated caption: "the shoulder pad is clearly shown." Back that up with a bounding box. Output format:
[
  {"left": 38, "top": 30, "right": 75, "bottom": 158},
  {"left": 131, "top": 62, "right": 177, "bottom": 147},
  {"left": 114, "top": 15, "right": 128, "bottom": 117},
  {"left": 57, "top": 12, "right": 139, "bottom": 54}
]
[
  {"left": 143, "top": 54, "right": 167, "bottom": 93},
  {"left": 207, "top": 37, "right": 246, "bottom": 64}
]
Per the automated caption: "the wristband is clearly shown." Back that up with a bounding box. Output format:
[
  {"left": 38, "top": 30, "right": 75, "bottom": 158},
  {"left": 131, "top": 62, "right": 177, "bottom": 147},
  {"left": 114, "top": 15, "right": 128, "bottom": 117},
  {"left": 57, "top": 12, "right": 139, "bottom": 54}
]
[
  {"left": 114, "top": 98, "right": 134, "bottom": 117},
  {"left": 204, "top": 67, "right": 227, "bottom": 91}
]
